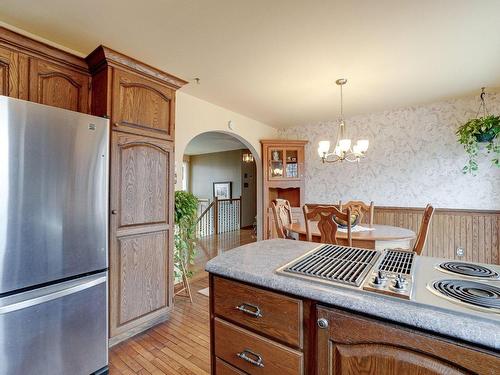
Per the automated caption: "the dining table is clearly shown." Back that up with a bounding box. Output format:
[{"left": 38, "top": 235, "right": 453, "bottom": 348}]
[{"left": 284, "top": 222, "right": 416, "bottom": 251}]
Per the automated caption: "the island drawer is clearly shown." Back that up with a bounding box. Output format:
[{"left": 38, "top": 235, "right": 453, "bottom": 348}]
[
  {"left": 213, "top": 276, "right": 303, "bottom": 348},
  {"left": 214, "top": 318, "right": 303, "bottom": 375},
  {"left": 216, "top": 358, "right": 248, "bottom": 374}
]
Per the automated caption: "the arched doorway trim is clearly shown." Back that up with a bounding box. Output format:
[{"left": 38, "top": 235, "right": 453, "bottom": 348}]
[{"left": 181, "top": 130, "right": 263, "bottom": 240}]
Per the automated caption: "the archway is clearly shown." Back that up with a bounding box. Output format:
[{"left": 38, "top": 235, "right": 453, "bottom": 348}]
[{"left": 180, "top": 130, "right": 263, "bottom": 241}]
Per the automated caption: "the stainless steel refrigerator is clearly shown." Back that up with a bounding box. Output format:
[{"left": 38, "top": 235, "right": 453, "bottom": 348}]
[{"left": 0, "top": 96, "right": 109, "bottom": 375}]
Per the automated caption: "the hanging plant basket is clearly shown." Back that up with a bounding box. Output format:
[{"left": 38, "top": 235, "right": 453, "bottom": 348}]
[
  {"left": 475, "top": 129, "right": 496, "bottom": 143},
  {"left": 456, "top": 88, "right": 500, "bottom": 174}
]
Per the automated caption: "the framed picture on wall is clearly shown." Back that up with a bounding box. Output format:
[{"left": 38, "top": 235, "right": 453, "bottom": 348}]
[{"left": 213, "top": 181, "right": 232, "bottom": 200}]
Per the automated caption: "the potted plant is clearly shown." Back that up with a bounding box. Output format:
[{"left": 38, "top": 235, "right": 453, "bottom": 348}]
[
  {"left": 456, "top": 89, "right": 500, "bottom": 174},
  {"left": 174, "top": 190, "right": 199, "bottom": 282}
]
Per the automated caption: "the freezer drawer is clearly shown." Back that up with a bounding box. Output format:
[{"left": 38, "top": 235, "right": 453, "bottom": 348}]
[{"left": 0, "top": 273, "right": 108, "bottom": 375}]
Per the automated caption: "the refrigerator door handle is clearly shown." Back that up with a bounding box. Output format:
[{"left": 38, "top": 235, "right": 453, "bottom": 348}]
[{"left": 0, "top": 275, "right": 107, "bottom": 314}]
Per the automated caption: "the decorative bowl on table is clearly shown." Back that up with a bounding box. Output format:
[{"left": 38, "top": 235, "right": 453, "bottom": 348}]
[{"left": 333, "top": 212, "right": 361, "bottom": 229}]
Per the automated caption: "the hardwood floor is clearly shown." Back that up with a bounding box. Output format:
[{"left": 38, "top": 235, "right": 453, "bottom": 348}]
[
  {"left": 189, "top": 228, "right": 256, "bottom": 278},
  {"left": 109, "top": 229, "right": 256, "bottom": 374},
  {"left": 109, "top": 277, "right": 211, "bottom": 375}
]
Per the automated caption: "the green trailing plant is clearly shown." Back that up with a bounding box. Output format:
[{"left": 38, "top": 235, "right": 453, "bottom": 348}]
[
  {"left": 456, "top": 114, "right": 500, "bottom": 174},
  {"left": 174, "top": 190, "right": 199, "bottom": 281}
]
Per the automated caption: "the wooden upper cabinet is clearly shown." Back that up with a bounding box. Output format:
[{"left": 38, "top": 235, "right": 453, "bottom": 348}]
[
  {"left": 317, "top": 306, "right": 500, "bottom": 375},
  {"left": 112, "top": 68, "right": 174, "bottom": 139},
  {"left": 0, "top": 27, "right": 90, "bottom": 111},
  {"left": 0, "top": 45, "right": 28, "bottom": 98},
  {"left": 86, "top": 45, "right": 187, "bottom": 140},
  {"left": 29, "top": 58, "right": 90, "bottom": 113}
]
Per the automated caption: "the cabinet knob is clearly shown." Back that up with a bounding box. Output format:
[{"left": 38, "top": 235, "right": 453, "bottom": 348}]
[
  {"left": 317, "top": 318, "right": 329, "bottom": 329},
  {"left": 111, "top": 210, "right": 118, "bottom": 215}
]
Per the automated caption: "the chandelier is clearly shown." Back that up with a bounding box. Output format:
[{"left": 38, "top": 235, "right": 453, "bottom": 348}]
[
  {"left": 242, "top": 152, "right": 254, "bottom": 163},
  {"left": 318, "top": 79, "right": 369, "bottom": 163}
]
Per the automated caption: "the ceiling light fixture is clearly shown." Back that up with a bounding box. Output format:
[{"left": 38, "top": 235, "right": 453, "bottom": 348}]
[
  {"left": 242, "top": 153, "right": 254, "bottom": 163},
  {"left": 318, "top": 79, "right": 369, "bottom": 163}
]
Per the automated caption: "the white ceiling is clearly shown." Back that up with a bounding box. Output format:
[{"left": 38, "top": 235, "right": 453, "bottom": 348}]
[
  {"left": 184, "top": 132, "right": 247, "bottom": 155},
  {"left": 2, "top": 1, "right": 500, "bottom": 128}
]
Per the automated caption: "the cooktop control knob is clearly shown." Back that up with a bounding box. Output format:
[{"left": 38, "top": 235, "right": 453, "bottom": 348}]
[
  {"left": 373, "top": 275, "right": 382, "bottom": 285},
  {"left": 393, "top": 278, "right": 404, "bottom": 290}
]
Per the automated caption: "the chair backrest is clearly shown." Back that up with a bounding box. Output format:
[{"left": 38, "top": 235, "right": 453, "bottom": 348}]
[
  {"left": 339, "top": 200, "right": 375, "bottom": 225},
  {"left": 303, "top": 205, "right": 352, "bottom": 246},
  {"left": 412, "top": 204, "right": 435, "bottom": 255},
  {"left": 271, "top": 199, "right": 293, "bottom": 239}
]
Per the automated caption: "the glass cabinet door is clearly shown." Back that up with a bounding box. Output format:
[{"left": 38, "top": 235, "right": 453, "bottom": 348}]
[
  {"left": 285, "top": 150, "right": 299, "bottom": 178},
  {"left": 269, "top": 149, "right": 284, "bottom": 178}
]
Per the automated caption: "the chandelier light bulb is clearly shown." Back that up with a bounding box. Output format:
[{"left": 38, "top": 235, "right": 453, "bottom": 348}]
[
  {"left": 318, "top": 141, "right": 330, "bottom": 155},
  {"left": 334, "top": 145, "right": 342, "bottom": 157},
  {"left": 339, "top": 139, "right": 351, "bottom": 152},
  {"left": 357, "top": 139, "right": 369, "bottom": 153}
]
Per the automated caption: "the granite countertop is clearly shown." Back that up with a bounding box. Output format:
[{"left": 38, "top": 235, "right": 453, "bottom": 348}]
[{"left": 206, "top": 239, "right": 500, "bottom": 351}]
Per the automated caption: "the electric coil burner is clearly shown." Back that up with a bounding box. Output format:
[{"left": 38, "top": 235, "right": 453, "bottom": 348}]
[
  {"left": 437, "top": 261, "right": 500, "bottom": 280},
  {"left": 428, "top": 279, "right": 500, "bottom": 313}
]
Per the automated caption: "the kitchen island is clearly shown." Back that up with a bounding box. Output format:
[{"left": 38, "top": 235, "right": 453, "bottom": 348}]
[{"left": 206, "top": 239, "right": 500, "bottom": 375}]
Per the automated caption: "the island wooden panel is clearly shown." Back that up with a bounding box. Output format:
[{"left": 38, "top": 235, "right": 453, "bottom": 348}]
[
  {"left": 270, "top": 206, "right": 500, "bottom": 264},
  {"left": 317, "top": 306, "right": 500, "bottom": 375}
]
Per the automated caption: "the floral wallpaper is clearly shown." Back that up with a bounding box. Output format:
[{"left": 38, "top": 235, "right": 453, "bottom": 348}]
[{"left": 278, "top": 91, "right": 500, "bottom": 210}]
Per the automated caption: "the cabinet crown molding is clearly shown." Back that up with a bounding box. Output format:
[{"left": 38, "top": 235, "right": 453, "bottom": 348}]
[
  {"left": 0, "top": 26, "right": 88, "bottom": 73},
  {"left": 86, "top": 45, "right": 187, "bottom": 90}
]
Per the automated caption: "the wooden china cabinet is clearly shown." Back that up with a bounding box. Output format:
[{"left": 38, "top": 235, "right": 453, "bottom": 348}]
[{"left": 261, "top": 140, "right": 308, "bottom": 239}]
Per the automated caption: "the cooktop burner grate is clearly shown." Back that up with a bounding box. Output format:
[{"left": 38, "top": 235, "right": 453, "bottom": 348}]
[
  {"left": 429, "top": 279, "right": 500, "bottom": 313},
  {"left": 438, "top": 261, "right": 499, "bottom": 279},
  {"left": 280, "top": 244, "right": 380, "bottom": 287},
  {"left": 378, "top": 249, "right": 415, "bottom": 275}
]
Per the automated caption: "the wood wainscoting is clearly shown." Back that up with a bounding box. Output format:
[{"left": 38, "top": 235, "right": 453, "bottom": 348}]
[
  {"left": 269, "top": 206, "right": 500, "bottom": 264},
  {"left": 374, "top": 206, "right": 499, "bottom": 264}
]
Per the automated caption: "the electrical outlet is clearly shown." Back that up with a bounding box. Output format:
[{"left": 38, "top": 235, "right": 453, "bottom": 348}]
[{"left": 456, "top": 247, "right": 465, "bottom": 257}]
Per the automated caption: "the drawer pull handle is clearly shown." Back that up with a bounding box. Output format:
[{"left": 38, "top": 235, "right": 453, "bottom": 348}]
[
  {"left": 237, "top": 349, "right": 264, "bottom": 368},
  {"left": 235, "top": 303, "right": 263, "bottom": 318}
]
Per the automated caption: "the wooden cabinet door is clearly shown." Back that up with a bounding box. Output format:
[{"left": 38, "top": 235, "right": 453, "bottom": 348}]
[
  {"left": 317, "top": 306, "right": 499, "bottom": 375},
  {"left": 0, "top": 45, "right": 28, "bottom": 99},
  {"left": 112, "top": 68, "right": 174, "bottom": 140},
  {"left": 109, "top": 131, "right": 174, "bottom": 338},
  {"left": 29, "top": 58, "right": 90, "bottom": 113}
]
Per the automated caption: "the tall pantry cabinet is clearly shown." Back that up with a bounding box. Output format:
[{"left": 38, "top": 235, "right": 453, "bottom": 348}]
[{"left": 87, "top": 46, "right": 187, "bottom": 344}]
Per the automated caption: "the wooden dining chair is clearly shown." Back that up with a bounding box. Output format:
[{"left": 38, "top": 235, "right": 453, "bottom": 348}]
[
  {"left": 303, "top": 205, "right": 352, "bottom": 246},
  {"left": 412, "top": 204, "right": 435, "bottom": 255},
  {"left": 271, "top": 199, "right": 295, "bottom": 239},
  {"left": 339, "top": 200, "right": 374, "bottom": 225}
]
